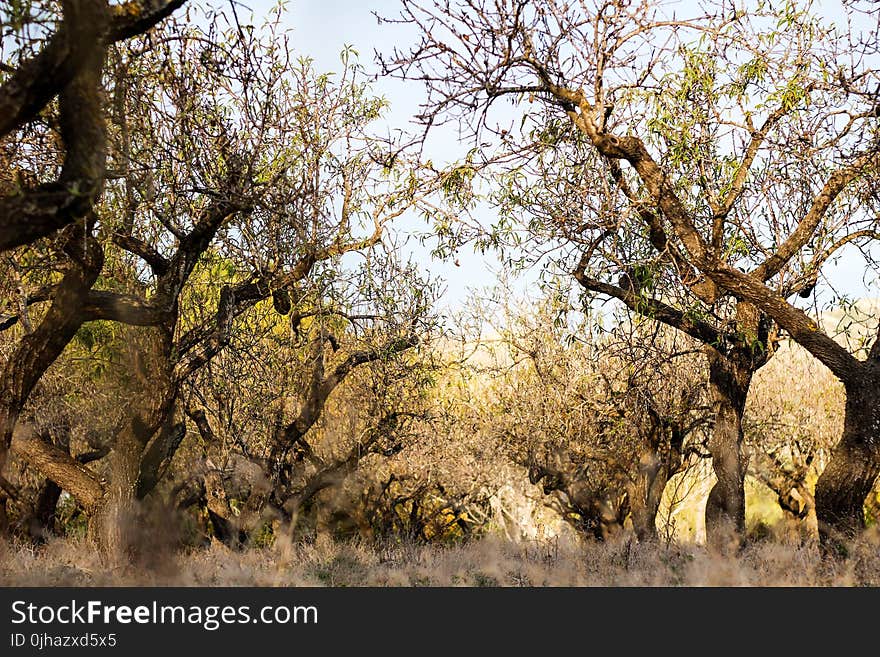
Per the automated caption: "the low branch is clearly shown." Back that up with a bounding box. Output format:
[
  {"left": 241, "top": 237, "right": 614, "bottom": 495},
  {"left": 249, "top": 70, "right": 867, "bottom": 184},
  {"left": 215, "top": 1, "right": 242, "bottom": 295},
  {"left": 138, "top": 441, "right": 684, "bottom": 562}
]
[
  {"left": 282, "top": 414, "right": 400, "bottom": 516},
  {"left": 573, "top": 264, "right": 721, "bottom": 347},
  {"left": 82, "top": 290, "right": 172, "bottom": 325},
  {"left": 275, "top": 338, "right": 416, "bottom": 455},
  {"left": 11, "top": 428, "right": 105, "bottom": 512}
]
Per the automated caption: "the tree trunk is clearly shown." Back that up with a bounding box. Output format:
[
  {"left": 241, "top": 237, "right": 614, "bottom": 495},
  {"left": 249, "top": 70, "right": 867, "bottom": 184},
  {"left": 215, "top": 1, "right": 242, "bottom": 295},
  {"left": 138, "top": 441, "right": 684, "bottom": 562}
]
[
  {"left": 89, "top": 329, "right": 176, "bottom": 559},
  {"left": 815, "top": 364, "right": 880, "bottom": 544},
  {"left": 92, "top": 429, "right": 142, "bottom": 559},
  {"left": 704, "top": 350, "right": 752, "bottom": 548},
  {"left": 31, "top": 480, "right": 63, "bottom": 538},
  {"left": 0, "top": 229, "right": 103, "bottom": 541},
  {"left": 628, "top": 456, "right": 669, "bottom": 542}
]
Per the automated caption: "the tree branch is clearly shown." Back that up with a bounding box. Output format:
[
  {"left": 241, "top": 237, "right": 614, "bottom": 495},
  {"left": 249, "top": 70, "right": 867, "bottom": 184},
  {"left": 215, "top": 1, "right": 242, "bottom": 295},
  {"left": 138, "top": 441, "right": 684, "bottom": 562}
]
[
  {"left": 112, "top": 232, "right": 170, "bottom": 276},
  {"left": 545, "top": 83, "right": 718, "bottom": 302},
  {"left": 109, "top": 0, "right": 188, "bottom": 43},
  {"left": 572, "top": 262, "right": 722, "bottom": 348},
  {"left": 82, "top": 289, "right": 172, "bottom": 325},
  {"left": 781, "top": 229, "right": 880, "bottom": 298},
  {"left": 0, "top": 226, "right": 103, "bottom": 465},
  {"left": 0, "top": 0, "right": 107, "bottom": 139},
  {"left": 706, "top": 264, "right": 860, "bottom": 382},
  {"left": 11, "top": 428, "right": 105, "bottom": 512},
  {"left": 0, "top": 0, "right": 109, "bottom": 253},
  {"left": 716, "top": 104, "right": 790, "bottom": 228},
  {"left": 752, "top": 149, "right": 880, "bottom": 282},
  {"left": 185, "top": 408, "right": 217, "bottom": 444},
  {"left": 136, "top": 420, "right": 186, "bottom": 498}
]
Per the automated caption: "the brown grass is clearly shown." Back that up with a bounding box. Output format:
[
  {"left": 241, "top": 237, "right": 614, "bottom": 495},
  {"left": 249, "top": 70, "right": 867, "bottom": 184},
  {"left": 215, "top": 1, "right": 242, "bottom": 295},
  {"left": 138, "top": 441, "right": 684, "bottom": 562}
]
[{"left": 2, "top": 532, "right": 879, "bottom": 587}]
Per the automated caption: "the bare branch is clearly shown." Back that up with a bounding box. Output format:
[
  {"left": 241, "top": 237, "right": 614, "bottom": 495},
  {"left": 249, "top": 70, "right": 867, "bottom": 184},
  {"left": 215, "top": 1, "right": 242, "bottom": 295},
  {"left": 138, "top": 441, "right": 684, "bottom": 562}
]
[
  {"left": 752, "top": 149, "right": 880, "bottom": 282},
  {"left": 112, "top": 232, "right": 170, "bottom": 276},
  {"left": 11, "top": 427, "right": 105, "bottom": 512}
]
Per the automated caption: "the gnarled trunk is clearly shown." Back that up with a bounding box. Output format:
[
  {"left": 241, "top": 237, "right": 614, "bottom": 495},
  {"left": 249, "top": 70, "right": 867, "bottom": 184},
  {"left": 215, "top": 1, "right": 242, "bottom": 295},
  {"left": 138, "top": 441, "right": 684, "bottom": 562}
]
[
  {"left": 0, "top": 229, "right": 103, "bottom": 532},
  {"left": 90, "top": 329, "right": 177, "bottom": 559},
  {"left": 815, "top": 364, "right": 880, "bottom": 544},
  {"left": 627, "top": 450, "right": 676, "bottom": 543},
  {"left": 705, "top": 350, "right": 752, "bottom": 547},
  {"left": 627, "top": 472, "right": 666, "bottom": 542},
  {"left": 749, "top": 447, "right": 815, "bottom": 538}
]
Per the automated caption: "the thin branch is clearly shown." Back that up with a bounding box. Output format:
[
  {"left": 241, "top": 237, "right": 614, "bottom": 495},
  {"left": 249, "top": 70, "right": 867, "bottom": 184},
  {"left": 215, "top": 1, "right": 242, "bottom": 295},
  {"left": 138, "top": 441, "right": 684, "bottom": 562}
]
[{"left": 752, "top": 148, "right": 880, "bottom": 282}]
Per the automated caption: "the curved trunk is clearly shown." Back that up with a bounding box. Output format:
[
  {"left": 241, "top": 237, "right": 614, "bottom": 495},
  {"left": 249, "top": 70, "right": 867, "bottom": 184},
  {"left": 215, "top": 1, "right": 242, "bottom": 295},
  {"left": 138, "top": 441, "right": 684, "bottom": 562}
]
[
  {"left": 705, "top": 350, "right": 752, "bottom": 547},
  {"left": 628, "top": 479, "right": 663, "bottom": 542},
  {"left": 815, "top": 365, "right": 880, "bottom": 544}
]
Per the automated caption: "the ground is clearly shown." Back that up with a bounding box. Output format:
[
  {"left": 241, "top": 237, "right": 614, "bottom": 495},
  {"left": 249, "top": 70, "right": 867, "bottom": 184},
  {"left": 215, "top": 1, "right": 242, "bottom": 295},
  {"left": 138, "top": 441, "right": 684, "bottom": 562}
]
[{"left": 2, "top": 531, "right": 879, "bottom": 586}]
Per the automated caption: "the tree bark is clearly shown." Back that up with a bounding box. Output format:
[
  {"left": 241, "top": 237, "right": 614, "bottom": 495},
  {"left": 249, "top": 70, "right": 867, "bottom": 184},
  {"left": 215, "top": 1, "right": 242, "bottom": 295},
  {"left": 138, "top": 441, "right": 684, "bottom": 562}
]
[
  {"left": 628, "top": 475, "right": 661, "bottom": 542},
  {"left": 815, "top": 364, "right": 880, "bottom": 543},
  {"left": 628, "top": 455, "right": 672, "bottom": 543},
  {"left": 704, "top": 349, "right": 752, "bottom": 547},
  {"left": 90, "top": 329, "right": 176, "bottom": 559},
  {"left": 11, "top": 428, "right": 105, "bottom": 512}
]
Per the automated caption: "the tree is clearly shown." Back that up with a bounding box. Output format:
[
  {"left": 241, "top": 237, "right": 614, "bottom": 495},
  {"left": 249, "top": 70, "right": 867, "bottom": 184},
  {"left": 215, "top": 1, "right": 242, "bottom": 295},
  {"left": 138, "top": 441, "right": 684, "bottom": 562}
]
[
  {"left": 381, "top": 0, "right": 880, "bottom": 542},
  {"left": 5, "top": 7, "right": 438, "bottom": 555},
  {"left": 0, "top": 0, "right": 187, "bottom": 530},
  {"left": 177, "top": 250, "right": 438, "bottom": 547},
  {"left": 467, "top": 295, "right": 709, "bottom": 541}
]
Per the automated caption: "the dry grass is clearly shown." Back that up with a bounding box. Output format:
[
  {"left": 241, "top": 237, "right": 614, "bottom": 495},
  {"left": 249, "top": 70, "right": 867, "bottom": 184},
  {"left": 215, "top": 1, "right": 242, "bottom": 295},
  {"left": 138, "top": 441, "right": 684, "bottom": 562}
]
[{"left": 2, "top": 531, "right": 879, "bottom": 587}]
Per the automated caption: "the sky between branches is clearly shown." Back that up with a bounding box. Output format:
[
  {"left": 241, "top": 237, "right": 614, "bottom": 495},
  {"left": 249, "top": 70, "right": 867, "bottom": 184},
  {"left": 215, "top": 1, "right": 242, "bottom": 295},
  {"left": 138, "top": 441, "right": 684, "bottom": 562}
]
[{"left": 236, "top": 0, "right": 873, "bottom": 314}]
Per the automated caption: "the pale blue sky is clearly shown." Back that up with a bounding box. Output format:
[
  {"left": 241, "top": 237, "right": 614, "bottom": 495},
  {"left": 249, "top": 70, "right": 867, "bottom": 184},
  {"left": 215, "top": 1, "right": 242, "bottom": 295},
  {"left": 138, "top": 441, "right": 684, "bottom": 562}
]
[
  {"left": 243, "top": 0, "right": 507, "bottom": 314},
  {"left": 231, "top": 0, "right": 873, "bottom": 314}
]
